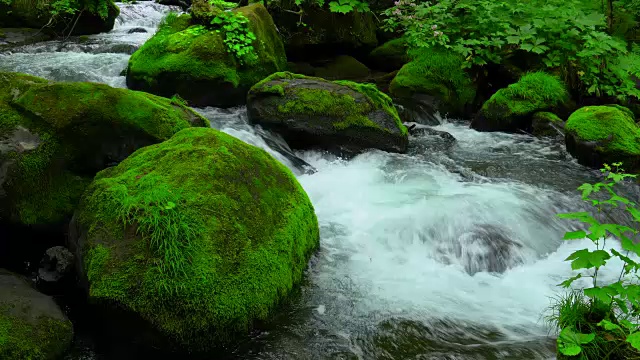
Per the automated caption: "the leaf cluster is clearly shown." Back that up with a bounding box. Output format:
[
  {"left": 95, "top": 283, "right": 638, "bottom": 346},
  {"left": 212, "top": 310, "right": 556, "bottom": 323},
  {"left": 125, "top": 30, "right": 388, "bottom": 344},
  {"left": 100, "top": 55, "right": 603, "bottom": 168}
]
[
  {"left": 210, "top": 11, "right": 258, "bottom": 65},
  {"left": 383, "top": 0, "right": 640, "bottom": 101},
  {"left": 553, "top": 163, "right": 640, "bottom": 358}
]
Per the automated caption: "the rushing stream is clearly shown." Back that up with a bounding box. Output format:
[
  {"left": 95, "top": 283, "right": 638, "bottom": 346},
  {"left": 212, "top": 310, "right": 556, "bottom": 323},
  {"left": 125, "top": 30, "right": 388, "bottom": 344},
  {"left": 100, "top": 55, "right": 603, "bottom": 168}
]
[{"left": 1, "top": 3, "right": 636, "bottom": 359}]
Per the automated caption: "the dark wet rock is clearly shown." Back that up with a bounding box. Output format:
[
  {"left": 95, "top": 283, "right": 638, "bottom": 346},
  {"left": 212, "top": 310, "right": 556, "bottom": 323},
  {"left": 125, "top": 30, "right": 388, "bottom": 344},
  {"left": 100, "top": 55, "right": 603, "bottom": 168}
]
[
  {"left": 0, "top": 269, "right": 74, "bottom": 359},
  {"left": 36, "top": 246, "right": 75, "bottom": 294},
  {"left": 436, "top": 224, "right": 524, "bottom": 274},
  {"left": 404, "top": 122, "right": 456, "bottom": 152},
  {"left": 127, "top": 27, "right": 148, "bottom": 34},
  {"left": 0, "top": 28, "right": 54, "bottom": 51},
  {"left": 247, "top": 72, "right": 408, "bottom": 155}
]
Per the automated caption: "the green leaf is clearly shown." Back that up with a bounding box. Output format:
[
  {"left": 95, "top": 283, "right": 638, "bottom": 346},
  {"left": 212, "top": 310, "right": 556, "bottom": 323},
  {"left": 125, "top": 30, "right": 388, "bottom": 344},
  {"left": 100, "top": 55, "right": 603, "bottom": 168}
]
[
  {"left": 558, "top": 273, "right": 582, "bottom": 288},
  {"left": 563, "top": 230, "right": 587, "bottom": 240},
  {"left": 627, "top": 332, "right": 640, "bottom": 351},
  {"left": 584, "top": 286, "right": 614, "bottom": 305},
  {"left": 598, "top": 319, "right": 623, "bottom": 333},
  {"left": 558, "top": 327, "right": 595, "bottom": 356}
]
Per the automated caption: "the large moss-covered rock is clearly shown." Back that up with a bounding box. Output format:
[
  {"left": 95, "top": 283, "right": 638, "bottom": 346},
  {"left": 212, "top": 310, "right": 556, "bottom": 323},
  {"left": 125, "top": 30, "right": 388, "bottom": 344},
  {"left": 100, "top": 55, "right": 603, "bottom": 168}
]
[
  {"left": 368, "top": 38, "right": 409, "bottom": 72},
  {"left": 472, "top": 72, "right": 569, "bottom": 132},
  {"left": 0, "top": 0, "right": 119, "bottom": 35},
  {"left": 0, "top": 269, "right": 73, "bottom": 360},
  {"left": 267, "top": 1, "right": 377, "bottom": 61},
  {"left": 126, "top": 4, "right": 287, "bottom": 108},
  {"left": 389, "top": 49, "right": 476, "bottom": 118},
  {"left": 68, "top": 127, "right": 319, "bottom": 352},
  {"left": 0, "top": 72, "right": 207, "bottom": 228},
  {"left": 565, "top": 105, "right": 640, "bottom": 170},
  {"left": 247, "top": 72, "right": 409, "bottom": 154}
]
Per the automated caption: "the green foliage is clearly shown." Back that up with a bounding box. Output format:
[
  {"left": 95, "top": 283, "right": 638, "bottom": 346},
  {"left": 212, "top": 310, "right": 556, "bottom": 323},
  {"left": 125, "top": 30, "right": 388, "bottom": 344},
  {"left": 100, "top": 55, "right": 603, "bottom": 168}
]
[
  {"left": 6, "top": 0, "right": 113, "bottom": 19},
  {"left": 551, "top": 163, "right": 640, "bottom": 358},
  {"left": 211, "top": 11, "right": 258, "bottom": 65},
  {"left": 383, "top": 0, "right": 640, "bottom": 101}
]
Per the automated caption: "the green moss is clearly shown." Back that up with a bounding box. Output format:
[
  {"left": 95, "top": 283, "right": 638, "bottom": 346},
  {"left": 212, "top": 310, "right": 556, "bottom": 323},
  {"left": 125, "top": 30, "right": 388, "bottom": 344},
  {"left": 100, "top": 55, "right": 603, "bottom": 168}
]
[
  {"left": 127, "top": 4, "right": 287, "bottom": 106},
  {"left": 336, "top": 80, "right": 407, "bottom": 135},
  {"left": 483, "top": 72, "right": 568, "bottom": 118},
  {"left": 532, "top": 111, "right": 563, "bottom": 137},
  {"left": 0, "top": 306, "right": 73, "bottom": 360},
  {"left": 0, "top": 72, "right": 207, "bottom": 226},
  {"left": 389, "top": 48, "right": 475, "bottom": 116},
  {"left": 565, "top": 105, "right": 640, "bottom": 156},
  {"left": 252, "top": 72, "right": 406, "bottom": 135},
  {"left": 368, "top": 38, "right": 410, "bottom": 71},
  {"left": 313, "top": 55, "right": 370, "bottom": 80},
  {"left": 13, "top": 81, "right": 206, "bottom": 138},
  {"left": 77, "top": 127, "right": 319, "bottom": 350},
  {"left": 477, "top": 72, "right": 569, "bottom": 131}
]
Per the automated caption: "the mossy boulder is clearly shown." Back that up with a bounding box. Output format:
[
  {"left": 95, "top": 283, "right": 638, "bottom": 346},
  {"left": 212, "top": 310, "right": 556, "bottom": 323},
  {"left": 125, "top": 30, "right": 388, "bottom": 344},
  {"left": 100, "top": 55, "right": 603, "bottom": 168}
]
[
  {"left": 313, "top": 55, "right": 370, "bottom": 80},
  {"left": 0, "top": 72, "right": 207, "bottom": 229},
  {"left": 0, "top": 0, "right": 119, "bottom": 35},
  {"left": 472, "top": 72, "right": 570, "bottom": 132},
  {"left": 531, "top": 112, "right": 564, "bottom": 137},
  {"left": 389, "top": 49, "right": 476, "bottom": 118},
  {"left": 68, "top": 127, "right": 319, "bottom": 352},
  {"left": 267, "top": 1, "right": 377, "bottom": 61},
  {"left": 368, "top": 38, "right": 410, "bottom": 72},
  {"left": 565, "top": 105, "right": 640, "bottom": 170},
  {"left": 126, "top": 4, "right": 287, "bottom": 108},
  {"left": 0, "top": 269, "right": 73, "bottom": 360},
  {"left": 247, "top": 72, "right": 409, "bottom": 154}
]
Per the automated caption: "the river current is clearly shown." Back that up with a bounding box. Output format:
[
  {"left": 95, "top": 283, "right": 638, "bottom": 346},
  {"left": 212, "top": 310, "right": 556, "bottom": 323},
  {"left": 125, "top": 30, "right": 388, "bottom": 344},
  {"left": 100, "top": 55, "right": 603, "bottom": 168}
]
[{"left": 0, "top": 3, "right": 631, "bottom": 359}]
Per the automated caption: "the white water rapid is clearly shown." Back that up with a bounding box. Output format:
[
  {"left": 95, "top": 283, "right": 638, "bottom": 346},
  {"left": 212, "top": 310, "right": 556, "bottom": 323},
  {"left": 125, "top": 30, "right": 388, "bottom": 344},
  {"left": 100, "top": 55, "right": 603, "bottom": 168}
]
[{"left": 1, "top": 3, "right": 634, "bottom": 359}]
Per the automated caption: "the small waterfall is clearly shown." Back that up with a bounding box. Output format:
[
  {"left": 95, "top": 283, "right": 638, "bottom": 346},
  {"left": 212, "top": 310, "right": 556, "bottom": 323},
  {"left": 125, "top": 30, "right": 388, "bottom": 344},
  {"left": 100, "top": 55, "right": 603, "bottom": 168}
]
[{"left": 0, "top": 2, "right": 179, "bottom": 87}]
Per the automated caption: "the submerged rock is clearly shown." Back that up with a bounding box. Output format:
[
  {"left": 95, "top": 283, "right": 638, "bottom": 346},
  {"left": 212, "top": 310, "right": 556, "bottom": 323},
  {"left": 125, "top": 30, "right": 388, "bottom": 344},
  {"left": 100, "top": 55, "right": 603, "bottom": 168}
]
[
  {"left": 37, "top": 246, "right": 75, "bottom": 294},
  {"left": 389, "top": 49, "right": 476, "bottom": 118},
  {"left": 126, "top": 4, "right": 287, "bottom": 108},
  {"left": 472, "top": 72, "right": 569, "bottom": 132},
  {"left": 531, "top": 111, "right": 564, "bottom": 138},
  {"left": 69, "top": 127, "right": 320, "bottom": 352},
  {"left": 0, "top": 72, "right": 207, "bottom": 245},
  {"left": 404, "top": 122, "right": 456, "bottom": 151},
  {"left": 565, "top": 105, "right": 640, "bottom": 170},
  {"left": 247, "top": 72, "right": 409, "bottom": 154},
  {"left": 0, "top": 269, "right": 73, "bottom": 359}
]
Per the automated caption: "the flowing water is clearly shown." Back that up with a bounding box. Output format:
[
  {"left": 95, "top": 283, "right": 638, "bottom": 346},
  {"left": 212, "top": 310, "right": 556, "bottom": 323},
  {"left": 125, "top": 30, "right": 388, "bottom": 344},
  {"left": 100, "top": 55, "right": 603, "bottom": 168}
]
[{"left": 1, "top": 3, "right": 637, "bottom": 359}]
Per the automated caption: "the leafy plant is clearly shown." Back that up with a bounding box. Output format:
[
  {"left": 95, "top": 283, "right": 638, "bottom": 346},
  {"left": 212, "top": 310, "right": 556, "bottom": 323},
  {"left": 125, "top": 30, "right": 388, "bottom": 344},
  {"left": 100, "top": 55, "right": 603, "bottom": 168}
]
[
  {"left": 550, "top": 163, "right": 640, "bottom": 358},
  {"left": 211, "top": 11, "right": 258, "bottom": 65},
  {"left": 382, "top": 0, "right": 640, "bottom": 101}
]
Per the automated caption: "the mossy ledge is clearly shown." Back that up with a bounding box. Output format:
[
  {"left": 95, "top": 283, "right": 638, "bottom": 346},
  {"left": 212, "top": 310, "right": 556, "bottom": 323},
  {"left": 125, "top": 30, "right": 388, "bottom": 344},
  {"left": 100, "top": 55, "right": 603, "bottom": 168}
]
[
  {"left": 389, "top": 48, "right": 476, "bottom": 118},
  {"left": 564, "top": 105, "right": 640, "bottom": 170},
  {"left": 126, "top": 4, "right": 287, "bottom": 108},
  {"left": 247, "top": 72, "right": 408, "bottom": 154},
  {"left": 472, "top": 71, "right": 569, "bottom": 132},
  {"left": 69, "top": 127, "right": 320, "bottom": 352},
  {"left": 0, "top": 72, "right": 207, "bottom": 228}
]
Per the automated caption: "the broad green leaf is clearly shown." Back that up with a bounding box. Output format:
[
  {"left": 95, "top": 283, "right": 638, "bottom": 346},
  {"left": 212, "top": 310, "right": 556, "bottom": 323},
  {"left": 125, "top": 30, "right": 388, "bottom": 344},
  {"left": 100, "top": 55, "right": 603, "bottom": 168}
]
[
  {"left": 627, "top": 332, "right": 640, "bottom": 351},
  {"left": 563, "top": 230, "right": 586, "bottom": 240},
  {"left": 584, "top": 286, "right": 614, "bottom": 305},
  {"left": 598, "top": 319, "right": 623, "bottom": 333}
]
